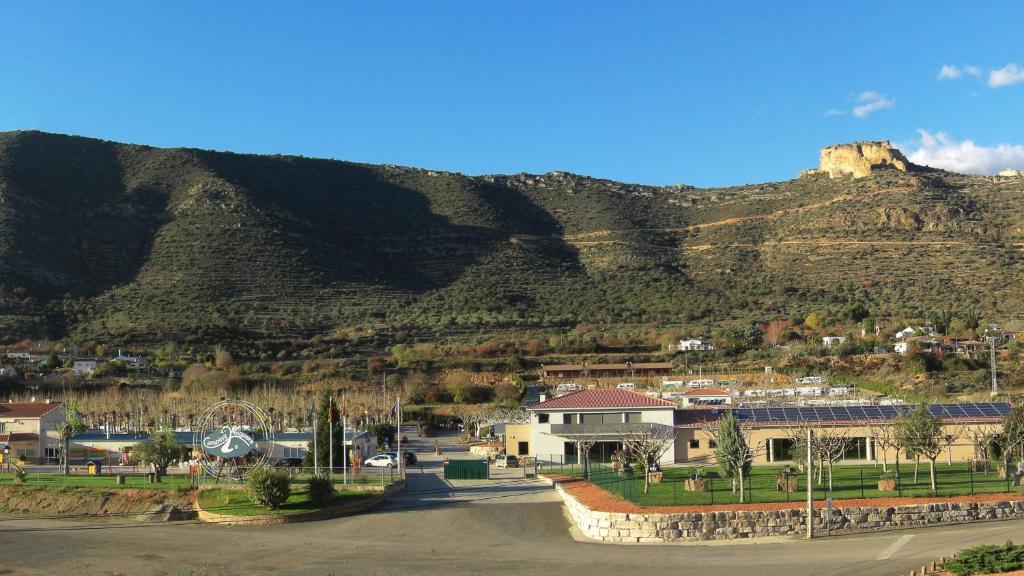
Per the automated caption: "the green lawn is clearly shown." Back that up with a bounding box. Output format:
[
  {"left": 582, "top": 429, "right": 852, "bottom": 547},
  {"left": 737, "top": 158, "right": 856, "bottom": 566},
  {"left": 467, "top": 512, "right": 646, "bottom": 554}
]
[
  {"left": 197, "top": 487, "right": 374, "bottom": 516},
  {"left": 0, "top": 472, "right": 193, "bottom": 490},
  {"left": 540, "top": 461, "right": 1023, "bottom": 506}
]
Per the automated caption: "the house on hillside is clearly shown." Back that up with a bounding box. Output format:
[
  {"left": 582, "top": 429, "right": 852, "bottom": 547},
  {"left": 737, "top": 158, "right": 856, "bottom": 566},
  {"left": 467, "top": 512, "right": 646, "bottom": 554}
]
[
  {"left": 0, "top": 401, "right": 65, "bottom": 464},
  {"left": 676, "top": 339, "right": 714, "bottom": 352},
  {"left": 73, "top": 359, "right": 98, "bottom": 376},
  {"left": 821, "top": 336, "right": 846, "bottom": 348},
  {"left": 4, "top": 351, "right": 31, "bottom": 362},
  {"left": 896, "top": 326, "right": 935, "bottom": 340}
]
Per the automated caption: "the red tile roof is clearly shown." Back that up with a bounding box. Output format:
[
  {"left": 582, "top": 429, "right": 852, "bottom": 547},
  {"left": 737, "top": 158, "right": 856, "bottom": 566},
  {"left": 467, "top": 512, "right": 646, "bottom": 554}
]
[
  {"left": 0, "top": 402, "right": 64, "bottom": 419},
  {"left": 528, "top": 389, "right": 676, "bottom": 410},
  {"left": 683, "top": 388, "right": 731, "bottom": 396}
]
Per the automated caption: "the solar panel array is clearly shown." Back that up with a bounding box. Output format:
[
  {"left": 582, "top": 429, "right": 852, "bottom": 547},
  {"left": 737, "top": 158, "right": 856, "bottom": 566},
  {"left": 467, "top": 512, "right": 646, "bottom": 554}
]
[{"left": 734, "top": 402, "right": 1010, "bottom": 424}]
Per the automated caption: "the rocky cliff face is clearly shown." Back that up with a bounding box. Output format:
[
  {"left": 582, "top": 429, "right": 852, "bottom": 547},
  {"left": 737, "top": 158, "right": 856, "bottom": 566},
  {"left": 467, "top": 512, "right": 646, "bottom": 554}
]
[{"left": 801, "top": 141, "right": 911, "bottom": 178}]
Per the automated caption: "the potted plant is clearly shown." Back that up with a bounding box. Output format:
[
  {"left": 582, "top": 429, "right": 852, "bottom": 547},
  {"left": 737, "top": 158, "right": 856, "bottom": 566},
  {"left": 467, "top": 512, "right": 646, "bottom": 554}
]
[
  {"left": 878, "top": 470, "right": 897, "bottom": 492},
  {"left": 648, "top": 463, "right": 664, "bottom": 484},
  {"left": 684, "top": 468, "right": 707, "bottom": 492}
]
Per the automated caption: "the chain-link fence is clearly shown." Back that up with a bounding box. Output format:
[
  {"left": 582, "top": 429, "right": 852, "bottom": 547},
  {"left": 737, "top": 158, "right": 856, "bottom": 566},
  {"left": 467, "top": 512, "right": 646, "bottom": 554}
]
[{"left": 537, "top": 454, "right": 1023, "bottom": 506}]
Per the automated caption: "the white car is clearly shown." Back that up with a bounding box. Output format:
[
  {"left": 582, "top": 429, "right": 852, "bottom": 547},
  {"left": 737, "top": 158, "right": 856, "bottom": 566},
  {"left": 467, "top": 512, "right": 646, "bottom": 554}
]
[{"left": 364, "top": 454, "right": 397, "bottom": 468}]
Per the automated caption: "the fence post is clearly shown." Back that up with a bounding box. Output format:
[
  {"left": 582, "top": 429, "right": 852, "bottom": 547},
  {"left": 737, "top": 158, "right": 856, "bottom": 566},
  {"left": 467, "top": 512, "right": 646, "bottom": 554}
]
[
  {"left": 970, "top": 464, "right": 974, "bottom": 495},
  {"left": 673, "top": 478, "right": 678, "bottom": 505},
  {"left": 860, "top": 468, "right": 864, "bottom": 499},
  {"left": 710, "top": 477, "right": 714, "bottom": 505}
]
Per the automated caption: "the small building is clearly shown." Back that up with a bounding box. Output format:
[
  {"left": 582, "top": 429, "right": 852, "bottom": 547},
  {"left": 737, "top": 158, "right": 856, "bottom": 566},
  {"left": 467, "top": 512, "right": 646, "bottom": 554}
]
[
  {"left": 679, "top": 388, "right": 733, "bottom": 407},
  {"left": 677, "top": 339, "right": 714, "bottom": 352},
  {"left": 73, "top": 359, "right": 99, "bottom": 376},
  {"left": 821, "top": 336, "right": 847, "bottom": 348},
  {"left": 5, "top": 351, "right": 31, "bottom": 361}
]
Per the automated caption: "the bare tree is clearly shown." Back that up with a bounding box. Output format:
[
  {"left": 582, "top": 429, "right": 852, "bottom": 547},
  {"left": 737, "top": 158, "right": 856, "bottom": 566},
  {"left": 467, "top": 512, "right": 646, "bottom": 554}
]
[
  {"left": 782, "top": 422, "right": 852, "bottom": 490},
  {"left": 567, "top": 427, "right": 602, "bottom": 480},
  {"left": 963, "top": 423, "right": 1001, "bottom": 473},
  {"left": 621, "top": 424, "right": 677, "bottom": 494},
  {"left": 865, "top": 418, "right": 901, "bottom": 474}
]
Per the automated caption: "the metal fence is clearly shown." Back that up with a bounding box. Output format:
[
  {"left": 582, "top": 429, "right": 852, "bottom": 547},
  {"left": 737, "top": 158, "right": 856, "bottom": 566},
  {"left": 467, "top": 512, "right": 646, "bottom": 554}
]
[{"left": 536, "top": 455, "right": 1024, "bottom": 506}]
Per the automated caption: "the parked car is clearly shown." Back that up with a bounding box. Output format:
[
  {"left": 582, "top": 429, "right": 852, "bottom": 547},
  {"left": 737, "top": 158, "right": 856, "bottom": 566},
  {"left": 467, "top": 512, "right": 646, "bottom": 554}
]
[
  {"left": 384, "top": 451, "right": 417, "bottom": 465},
  {"left": 275, "top": 457, "right": 303, "bottom": 468},
  {"left": 364, "top": 454, "right": 398, "bottom": 468},
  {"left": 494, "top": 454, "right": 518, "bottom": 468}
]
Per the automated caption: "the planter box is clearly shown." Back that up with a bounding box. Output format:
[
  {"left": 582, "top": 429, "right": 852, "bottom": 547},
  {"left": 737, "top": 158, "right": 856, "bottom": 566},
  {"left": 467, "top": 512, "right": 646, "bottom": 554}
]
[
  {"left": 878, "top": 478, "right": 897, "bottom": 492},
  {"left": 648, "top": 472, "right": 664, "bottom": 484},
  {"left": 777, "top": 477, "right": 798, "bottom": 493},
  {"left": 684, "top": 478, "right": 707, "bottom": 492}
]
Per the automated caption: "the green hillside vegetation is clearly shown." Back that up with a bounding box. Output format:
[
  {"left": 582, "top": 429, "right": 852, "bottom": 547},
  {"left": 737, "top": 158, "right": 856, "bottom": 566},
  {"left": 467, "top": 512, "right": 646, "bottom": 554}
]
[{"left": 1, "top": 130, "right": 1023, "bottom": 350}]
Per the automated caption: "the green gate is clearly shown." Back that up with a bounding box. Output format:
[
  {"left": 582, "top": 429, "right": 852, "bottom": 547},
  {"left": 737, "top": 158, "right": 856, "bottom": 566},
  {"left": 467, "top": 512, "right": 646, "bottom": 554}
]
[{"left": 443, "top": 458, "right": 489, "bottom": 480}]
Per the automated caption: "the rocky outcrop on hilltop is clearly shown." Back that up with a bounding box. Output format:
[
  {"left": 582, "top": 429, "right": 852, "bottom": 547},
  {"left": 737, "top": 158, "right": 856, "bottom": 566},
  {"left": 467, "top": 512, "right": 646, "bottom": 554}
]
[{"left": 801, "top": 141, "right": 912, "bottom": 179}]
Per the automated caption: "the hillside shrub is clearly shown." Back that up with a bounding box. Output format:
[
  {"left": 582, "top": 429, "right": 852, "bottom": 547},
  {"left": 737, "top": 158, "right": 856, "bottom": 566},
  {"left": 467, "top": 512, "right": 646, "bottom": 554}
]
[
  {"left": 307, "top": 474, "right": 334, "bottom": 504},
  {"left": 245, "top": 468, "right": 291, "bottom": 510},
  {"left": 944, "top": 540, "right": 1024, "bottom": 576}
]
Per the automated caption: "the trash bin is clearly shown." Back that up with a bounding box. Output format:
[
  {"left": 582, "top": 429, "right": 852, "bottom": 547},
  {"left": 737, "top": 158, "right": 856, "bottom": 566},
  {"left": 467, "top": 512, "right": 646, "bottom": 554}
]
[{"left": 87, "top": 460, "right": 102, "bottom": 475}]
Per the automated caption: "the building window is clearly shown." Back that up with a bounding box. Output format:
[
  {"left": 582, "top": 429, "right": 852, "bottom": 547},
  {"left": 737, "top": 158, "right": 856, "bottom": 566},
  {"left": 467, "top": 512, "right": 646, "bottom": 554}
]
[
  {"left": 562, "top": 413, "right": 574, "bottom": 424},
  {"left": 624, "top": 412, "right": 641, "bottom": 423},
  {"left": 709, "top": 440, "right": 717, "bottom": 449},
  {"left": 0, "top": 422, "right": 5, "bottom": 433},
  {"left": 518, "top": 441, "right": 529, "bottom": 455},
  {"left": 538, "top": 414, "right": 549, "bottom": 424},
  {"left": 284, "top": 447, "right": 305, "bottom": 459},
  {"left": 688, "top": 439, "right": 700, "bottom": 449}
]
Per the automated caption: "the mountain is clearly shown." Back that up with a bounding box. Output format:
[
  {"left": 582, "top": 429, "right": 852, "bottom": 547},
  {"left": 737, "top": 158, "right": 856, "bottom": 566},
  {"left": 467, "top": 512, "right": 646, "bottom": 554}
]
[{"left": 1, "top": 131, "right": 1022, "bottom": 347}]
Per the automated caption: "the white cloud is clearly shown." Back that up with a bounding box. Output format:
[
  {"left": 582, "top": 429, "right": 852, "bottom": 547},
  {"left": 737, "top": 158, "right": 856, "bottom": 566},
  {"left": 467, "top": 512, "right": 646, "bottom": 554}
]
[
  {"left": 823, "top": 108, "right": 845, "bottom": 117},
  {"left": 851, "top": 91, "right": 895, "bottom": 118},
  {"left": 937, "top": 65, "right": 982, "bottom": 80},
  {"left": 988, "top": 63, "right": 1024, "bottom": 88},
  {"left": 907, "top": 130, "right": 1024, "bottom": 174}
]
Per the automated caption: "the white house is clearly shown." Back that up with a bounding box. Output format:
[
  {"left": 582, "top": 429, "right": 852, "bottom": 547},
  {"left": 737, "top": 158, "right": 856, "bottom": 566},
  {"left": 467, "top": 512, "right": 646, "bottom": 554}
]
[
  {"left": 526, "top": 389, "right": 678, "bottom": 466},
  {"left": 5, "top": 351, "right": 31, "bottom": 361},
  {"left": 821, "top": 336, "right": 847, "bottom": 348},
  {"left": 677, "top": 339, "right": 714, "bottom": 352},
  {"left": 894, "top": 342, "right": 910, "bottom": 354},
  {"left": 896, "top": 326, "right": 935, "bottom": 340},
  {"left": 73, "top": 359, "right": 99, "bottom": 376}
]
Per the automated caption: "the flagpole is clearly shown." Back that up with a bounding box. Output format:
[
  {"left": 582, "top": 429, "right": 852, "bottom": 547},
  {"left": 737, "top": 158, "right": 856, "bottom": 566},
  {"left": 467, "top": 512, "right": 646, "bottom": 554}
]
[
  {"left": 342, "top": 393, "right": 348, "bottom": 486},
  {"left": 312, "top": 397, "right": 318, "bottom": 476},
  {"left": 328, "top": 395, "right": 334, "bottom": 480},
  {"left": 396, "top": 396, "right": 402, "bottom": 478}
]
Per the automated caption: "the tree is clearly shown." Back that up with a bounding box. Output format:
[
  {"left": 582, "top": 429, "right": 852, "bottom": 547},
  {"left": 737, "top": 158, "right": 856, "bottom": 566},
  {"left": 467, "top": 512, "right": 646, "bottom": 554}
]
[
  {"left": 58, "top": 399, "right": 86, "bottom": 475},
  {"left": 132, "top": 427, "right": 187, "bottom": 480},
  {"left": 783, "top": 423, "right": 852, "bottom": 490},
  {"left": 304, "top": 391, "right": 343, "bottom": 469},
  {"left": 865, "top": 418, "right": 902, "bottom": 473},
  {"left": 621, "top": 424, "right": 677, "bottom": 494},
  {"left": 567, "top": 428, "right": 601, "bottom": 480},
  {"left": 997, "top": 406, "right": 1024, "bottom": 477},
  {"left": 704, "top": 412, "right": 762, "bottom": 502},
  {"left": 896, "top": 404, "right": 948, "bottom": 492}
]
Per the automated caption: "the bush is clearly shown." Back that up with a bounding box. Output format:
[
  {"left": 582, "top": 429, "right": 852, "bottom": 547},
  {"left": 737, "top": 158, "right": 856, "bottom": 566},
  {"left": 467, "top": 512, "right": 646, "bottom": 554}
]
[
  {"left": 307, "top": 474, "right": 334, "bottom": 504},
  {"left": 945, "top": 540, "right": 1024, "bottom": 576},
  {"left": 245, "top": 468, "right": 291, "bottom": 510}
]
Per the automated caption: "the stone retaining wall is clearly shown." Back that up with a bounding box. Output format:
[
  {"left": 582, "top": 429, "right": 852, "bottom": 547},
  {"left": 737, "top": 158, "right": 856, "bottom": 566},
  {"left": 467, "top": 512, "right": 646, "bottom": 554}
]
[{"left": 553, "top": 482, "right": 1024, "bottom": 543}]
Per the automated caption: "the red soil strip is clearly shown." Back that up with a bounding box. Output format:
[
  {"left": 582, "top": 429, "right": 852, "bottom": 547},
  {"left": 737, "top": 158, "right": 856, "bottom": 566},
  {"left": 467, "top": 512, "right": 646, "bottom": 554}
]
[{"left": 544, "top": 474, "right": 1024, "bottom": 514}]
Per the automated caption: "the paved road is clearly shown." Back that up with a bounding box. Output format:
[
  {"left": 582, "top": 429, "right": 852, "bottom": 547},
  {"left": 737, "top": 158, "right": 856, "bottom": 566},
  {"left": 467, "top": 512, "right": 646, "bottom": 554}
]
[{"left": 1, "top": 433, "right": 1023, "bottom": 576}]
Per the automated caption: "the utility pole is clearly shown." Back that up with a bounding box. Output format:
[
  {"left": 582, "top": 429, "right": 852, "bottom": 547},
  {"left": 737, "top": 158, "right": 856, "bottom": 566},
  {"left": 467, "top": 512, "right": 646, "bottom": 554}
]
[
  {"left": 806, "top": 428, "right": 814, "bottom": 539},
  {"left": 990, "top": 337, "right": 998, "bottom": 396}
]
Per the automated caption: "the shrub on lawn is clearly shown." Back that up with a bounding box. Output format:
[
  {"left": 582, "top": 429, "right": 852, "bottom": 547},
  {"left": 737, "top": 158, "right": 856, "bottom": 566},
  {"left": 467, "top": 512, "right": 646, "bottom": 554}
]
[
  {"left": 307, "top": 474, "right": 334, "bottom": 504},
  {"left": 945, "top": 540, "right": 1024, "bottom": 576},
  {"left": 245, "top": 469, "right": 291, "bottom": 510}
]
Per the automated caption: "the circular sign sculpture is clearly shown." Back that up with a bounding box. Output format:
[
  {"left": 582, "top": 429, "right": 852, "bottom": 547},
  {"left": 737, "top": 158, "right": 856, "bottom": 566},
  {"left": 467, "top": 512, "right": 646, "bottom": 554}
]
[{"left": 193, "top": 399, "right": 275, "bottom": 483}]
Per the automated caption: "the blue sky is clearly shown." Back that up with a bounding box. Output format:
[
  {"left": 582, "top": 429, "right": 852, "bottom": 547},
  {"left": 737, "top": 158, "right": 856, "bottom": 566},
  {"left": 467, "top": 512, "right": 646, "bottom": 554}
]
[{"left": 2, "top": 2, "right": 1022, "bottom": 186}]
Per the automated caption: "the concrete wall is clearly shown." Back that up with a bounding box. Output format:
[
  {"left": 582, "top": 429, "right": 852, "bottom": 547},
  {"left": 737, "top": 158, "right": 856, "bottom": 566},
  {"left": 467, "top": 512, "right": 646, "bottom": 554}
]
[
  {"left": 553, "top": 481, "right": 1024, "bottom": 543},
  {"left": 505, "top": 424, "right": 532, "bottom": 457}
]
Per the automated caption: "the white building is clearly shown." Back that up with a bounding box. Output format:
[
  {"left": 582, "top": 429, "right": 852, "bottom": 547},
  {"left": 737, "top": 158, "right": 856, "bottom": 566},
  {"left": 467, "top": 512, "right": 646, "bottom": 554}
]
[
  {"left": 73, "top": 359, "right": 99, "bottom": 376},
  {"left": 821, "top": 336, "right": 847, "bottom": 348},
  {"left": 527, "top": 389, "right": 678, "bottom": 465},
  {"left": 894, "top": 342, "right": 910, "bottom": 354},
  {"left": 677, "top": 339, "right": 714, "bottom": 352},
  {"left": 679, "top": 388, "right": 733, "bottom": 407}
]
